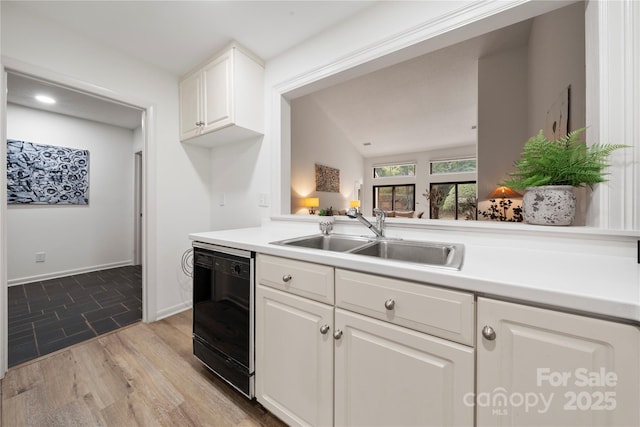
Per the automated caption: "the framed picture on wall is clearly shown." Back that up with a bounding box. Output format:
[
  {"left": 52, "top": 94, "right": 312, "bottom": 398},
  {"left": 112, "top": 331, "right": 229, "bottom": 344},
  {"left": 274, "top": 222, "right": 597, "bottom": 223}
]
[
  {"left": 545, "top": 85, "right": 570, "bottom": 140},
  {"left": 7, "top": 139, "right": 90, "bottom": 205},
  {"left": 315, "top": 163, "right": 340, "bottom": 193}
]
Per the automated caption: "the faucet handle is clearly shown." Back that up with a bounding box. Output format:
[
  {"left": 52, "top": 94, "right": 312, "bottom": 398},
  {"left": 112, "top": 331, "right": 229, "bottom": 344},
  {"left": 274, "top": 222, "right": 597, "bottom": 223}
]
[{"left": 373, "top": 208, "right": 386, "bottom": 220}]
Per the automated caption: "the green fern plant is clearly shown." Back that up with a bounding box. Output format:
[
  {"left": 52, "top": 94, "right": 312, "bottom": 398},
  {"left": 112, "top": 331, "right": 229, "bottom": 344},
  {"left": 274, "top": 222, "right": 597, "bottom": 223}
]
[{"left": 502, "top": 128, "right": 628, "bottom": 190}]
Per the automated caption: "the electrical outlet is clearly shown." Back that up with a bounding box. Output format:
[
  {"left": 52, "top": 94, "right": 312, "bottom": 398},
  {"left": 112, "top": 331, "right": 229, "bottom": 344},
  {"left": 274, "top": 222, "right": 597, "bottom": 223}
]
[{"left": 35, "top": 252, "right": 46, "bottom": 263}]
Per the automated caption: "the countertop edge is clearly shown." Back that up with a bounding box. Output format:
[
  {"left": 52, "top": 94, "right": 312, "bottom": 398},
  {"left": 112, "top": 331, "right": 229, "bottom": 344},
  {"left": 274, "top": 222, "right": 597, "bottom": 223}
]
[{"left": 189, "top": 227, "right": 640, "bottom": 325}]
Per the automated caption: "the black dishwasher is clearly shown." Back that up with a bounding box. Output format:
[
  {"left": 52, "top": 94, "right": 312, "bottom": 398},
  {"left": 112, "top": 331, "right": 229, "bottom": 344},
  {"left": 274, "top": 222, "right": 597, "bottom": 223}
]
[{"left": 192, "top": 242, "right": 255, "bottom": 398}]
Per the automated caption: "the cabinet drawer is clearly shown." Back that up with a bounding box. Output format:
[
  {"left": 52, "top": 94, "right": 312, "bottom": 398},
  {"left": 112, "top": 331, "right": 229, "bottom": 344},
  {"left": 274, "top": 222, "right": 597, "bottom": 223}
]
[
  {"left": 335, "top": 269, "right": 474, "bottom": 346},
  {"left": 257, "top": 254, "right": 334, "bottom": 304}
]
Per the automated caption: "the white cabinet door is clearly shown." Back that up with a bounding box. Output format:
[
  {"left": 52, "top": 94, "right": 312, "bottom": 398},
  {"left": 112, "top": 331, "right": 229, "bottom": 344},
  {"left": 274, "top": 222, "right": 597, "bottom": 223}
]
[
  {"left": 477, "top": 297, "right": 640, "bottom": 427},
  {"left": 202, "top": 50, "right": 233, "bottom": 132},
  {"left": 178, "top": 71, "right": 201, "bottom": 140},
  {"left": 334, "top": 308, "right": 474, "bottom": 427},
  {"left": 256, "top": 284, "right": 334, "bottom": 427}
]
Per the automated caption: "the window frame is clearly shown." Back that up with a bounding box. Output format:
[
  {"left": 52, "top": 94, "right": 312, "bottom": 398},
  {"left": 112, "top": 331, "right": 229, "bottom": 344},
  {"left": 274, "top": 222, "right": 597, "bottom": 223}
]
[
  {"left": 373, "top": 184, "right": 416, "bottom": 212},
  {"left": 429, "top": 181, "right": 477, "bottom": 220},
  {"left": 372, "top": 162, "right": 416, "bottom": 179},
  {"left": 429, "top": 158, "right": 477, "bottom": 176}
]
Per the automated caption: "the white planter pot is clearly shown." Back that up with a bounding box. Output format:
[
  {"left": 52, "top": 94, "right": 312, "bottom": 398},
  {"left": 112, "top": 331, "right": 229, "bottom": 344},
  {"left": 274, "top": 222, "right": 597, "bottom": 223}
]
[{"left": 522, "top": 185, "right": 576, "bottom": 226}]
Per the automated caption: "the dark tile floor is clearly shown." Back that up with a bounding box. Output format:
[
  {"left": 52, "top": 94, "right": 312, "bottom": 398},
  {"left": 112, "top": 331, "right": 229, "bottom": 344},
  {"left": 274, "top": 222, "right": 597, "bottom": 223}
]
[{"left": 8, "top": 265, "right": 142, "bottom": 367}]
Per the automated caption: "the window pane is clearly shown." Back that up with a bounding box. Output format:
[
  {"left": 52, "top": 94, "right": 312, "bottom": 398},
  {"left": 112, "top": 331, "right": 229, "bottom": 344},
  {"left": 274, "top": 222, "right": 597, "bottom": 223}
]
[
  {"left": 393, "top": 185, "right": 414, "bottom": 210},
  {"left": 432, "top": 183, "right": 455, "bottom": 219},
  {"left": 458, "top": 183, "right": 477, "bottom": 220},
  {"left": 375, "top": 187, "right": 393, "bottom": 211},
  {"left": 373, "top": 164, "right": 416, "bottom": 178},
  {"left": 430, "top": 182, "right": 477, "bottom": 220},
  {"left": 430, "top": 159, "right": 476, "bottom": 175},
  {"left": 374, "top": 185, "right": 415, "bottom": 212}
]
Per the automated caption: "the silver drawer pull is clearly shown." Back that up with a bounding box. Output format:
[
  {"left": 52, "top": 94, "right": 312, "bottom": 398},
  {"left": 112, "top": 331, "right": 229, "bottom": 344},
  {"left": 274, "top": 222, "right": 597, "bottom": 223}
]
[
  {"left": 482, "top": 325, "right": 496, "bottom": 341},
  {"left": 384, "top": 299, "right": 395, "bottom": 310},
  {"left": 333, "top": 330, "right": 343, "bottom": 340},
  {"left": 320, "top": 325, "right": 330, "bottom": 335},
  {"left": 282, "top": 274, "right": 292, "bottom": 283}
]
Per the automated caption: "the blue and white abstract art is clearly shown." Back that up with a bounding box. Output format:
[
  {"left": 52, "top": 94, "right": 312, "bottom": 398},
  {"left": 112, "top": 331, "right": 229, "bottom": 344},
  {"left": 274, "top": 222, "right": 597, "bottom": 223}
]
[{"left": 7, "top": 139, "right": 90, "bottom": 205}]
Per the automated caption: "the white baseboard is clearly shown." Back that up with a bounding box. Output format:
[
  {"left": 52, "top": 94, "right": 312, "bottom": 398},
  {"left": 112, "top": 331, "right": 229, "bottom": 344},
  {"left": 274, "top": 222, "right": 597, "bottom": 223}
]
[
  {"left": 156, "top": 301, "right": 192, "bottom": 321},
  {"left": 8, "top": 260, "right": 135, "bottom": 286}
]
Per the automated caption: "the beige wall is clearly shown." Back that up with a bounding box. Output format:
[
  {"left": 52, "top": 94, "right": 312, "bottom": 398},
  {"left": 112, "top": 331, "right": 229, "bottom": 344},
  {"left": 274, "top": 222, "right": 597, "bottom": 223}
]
[
  {"left": 477, "top": 2, "right": 586, "bottom": 222},
  {"left": 290, "top": 96, "right": 364, "bottom": 215}
]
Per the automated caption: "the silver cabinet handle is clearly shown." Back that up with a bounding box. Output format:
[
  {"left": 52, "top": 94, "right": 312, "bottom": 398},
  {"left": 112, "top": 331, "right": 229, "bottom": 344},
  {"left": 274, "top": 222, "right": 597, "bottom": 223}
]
[
  {"left": 384, "top": 299, "right": 395, "bottom": 310},
  {"left": 482, "top": 325, "right": 496, "bottom": 341},
  {"left": 333, "top": 330, "right": 343, "bottom": 340},
  {"left": 320, "top": 325, "right": 330, "bottom": 335},
  {"left": 282, "top": 274, "right": 292, "bottom": 283}
]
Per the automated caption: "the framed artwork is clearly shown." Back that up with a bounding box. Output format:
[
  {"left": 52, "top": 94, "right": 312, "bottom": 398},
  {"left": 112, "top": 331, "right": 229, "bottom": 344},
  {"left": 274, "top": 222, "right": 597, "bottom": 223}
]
[
  {"left": 545, "top": 85, "right": 570, "bottom": 140},
  {"left": 315, "top": 163, "right": 340, "bottom": 193},
  {"left": 7, "top": 139, "right": 90, "bottom": 205}
]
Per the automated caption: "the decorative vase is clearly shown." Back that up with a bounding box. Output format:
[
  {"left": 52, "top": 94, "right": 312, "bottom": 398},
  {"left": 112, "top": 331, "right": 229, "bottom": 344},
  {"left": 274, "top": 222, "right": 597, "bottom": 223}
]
[{"left": 522, "top": 185, "right": 576, "bottom": 226}]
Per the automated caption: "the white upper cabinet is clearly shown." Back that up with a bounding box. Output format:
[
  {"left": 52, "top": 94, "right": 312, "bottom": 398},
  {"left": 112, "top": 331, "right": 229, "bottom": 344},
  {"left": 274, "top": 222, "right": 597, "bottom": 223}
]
[{"left": 179, "top": 43, "right": 264, "bottom": 146}]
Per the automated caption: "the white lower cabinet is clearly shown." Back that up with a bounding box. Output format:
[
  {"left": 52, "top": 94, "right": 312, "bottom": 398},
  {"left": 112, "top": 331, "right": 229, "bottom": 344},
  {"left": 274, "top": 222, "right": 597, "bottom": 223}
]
[
  {"left": 256, "top": 254, "right": 475, "bottom": 427},
  {"left": 256, "top": 284, "right": 334, "bottom": 427},
  {"left": 477, "top": 297, "right": 640, "bottom": 427},
  {"left": 256, "top": 255, "right": 640, "bottom": 427},
  {"left": 334, "top": 308, "right": 474, "bottom": 427}
]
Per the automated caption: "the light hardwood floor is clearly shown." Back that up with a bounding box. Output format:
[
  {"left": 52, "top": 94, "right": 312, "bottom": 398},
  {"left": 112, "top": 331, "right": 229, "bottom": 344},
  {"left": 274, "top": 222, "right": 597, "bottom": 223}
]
[{"left": 1, "top": 310, "right": 287, "bottom": 426}]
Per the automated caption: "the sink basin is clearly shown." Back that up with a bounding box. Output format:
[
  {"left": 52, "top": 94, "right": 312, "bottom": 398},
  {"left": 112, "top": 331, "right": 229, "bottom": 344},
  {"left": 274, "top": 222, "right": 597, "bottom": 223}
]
[
  {"left": 350, "top": 239, "right": 464, "bottom": 270},
  {"left": 272, "top": 234, "right": 464, "bottom": 270},
  {"left": 272, "top": 234, "right": 374, "bottom": 252}
]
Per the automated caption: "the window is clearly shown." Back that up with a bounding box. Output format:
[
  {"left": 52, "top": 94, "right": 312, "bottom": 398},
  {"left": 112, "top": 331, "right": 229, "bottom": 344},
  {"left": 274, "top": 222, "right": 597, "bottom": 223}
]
[
  {"left": 429, "top": 182, "right": 476, "bottom": 220},
  {"left": 374, "top": 184, "right": 415, "bottom": 212},
  {"left": 430, "top": 159, "right": 476, "bottom": 175},
  {"left": 373, "top": 163, "right": 416, "bottom": 178}
]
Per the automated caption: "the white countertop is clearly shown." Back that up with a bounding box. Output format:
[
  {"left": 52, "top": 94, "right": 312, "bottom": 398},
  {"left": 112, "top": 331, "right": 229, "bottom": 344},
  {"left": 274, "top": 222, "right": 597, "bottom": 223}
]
[{"left": 190, "top": 219, "right": 640, "bottom": 324}]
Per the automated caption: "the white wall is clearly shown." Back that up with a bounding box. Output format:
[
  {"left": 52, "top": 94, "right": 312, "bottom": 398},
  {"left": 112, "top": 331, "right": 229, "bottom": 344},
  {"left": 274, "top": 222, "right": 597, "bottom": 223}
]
[
  {"left": 7, "top": 104, "right": 134, "bottom": 283},
  {"left": 290, "top": 95, "right": 364, "bottom": 215},
  {"left": 209, "top": 135, "right": 271, "bottom": 230},
  {"left": 1, "top": 2, "right": 212, "bottom": 319}
]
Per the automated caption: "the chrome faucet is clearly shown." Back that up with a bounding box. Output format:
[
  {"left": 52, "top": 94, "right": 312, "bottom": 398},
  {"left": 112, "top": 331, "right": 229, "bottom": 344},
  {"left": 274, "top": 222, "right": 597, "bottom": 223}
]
[{"left": 347, "top": 207, "right": 385, "bottom": 238}]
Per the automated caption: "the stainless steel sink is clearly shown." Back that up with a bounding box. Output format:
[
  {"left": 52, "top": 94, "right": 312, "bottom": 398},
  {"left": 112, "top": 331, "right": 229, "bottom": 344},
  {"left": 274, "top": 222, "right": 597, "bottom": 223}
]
[
  {"left": 349, "top": 239, "right": 464, "bottom": 270},
  {"left": 272, "top": 234, "right": 374, "bottom": 252},
  {"left": 271, "top": 234, "right": 464, "bottom": 269}
]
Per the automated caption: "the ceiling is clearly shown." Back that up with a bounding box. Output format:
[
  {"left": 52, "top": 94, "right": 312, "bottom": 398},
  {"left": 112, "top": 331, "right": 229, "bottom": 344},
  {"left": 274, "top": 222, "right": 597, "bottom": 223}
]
[
  {"left": 7, "top": 72, "right": 144, "bottom": 130},
  {"left": 5, "top": 1, "right": 535, "bottom": 146},
  {"left": 4, "top": 0, "right": 376, "bottom": 130},
  {"left": 6, "top": 1, "right": 376, "bottom": 76},
  {"left": 294, "top": 18, "right": 533, "bottom": 158}
]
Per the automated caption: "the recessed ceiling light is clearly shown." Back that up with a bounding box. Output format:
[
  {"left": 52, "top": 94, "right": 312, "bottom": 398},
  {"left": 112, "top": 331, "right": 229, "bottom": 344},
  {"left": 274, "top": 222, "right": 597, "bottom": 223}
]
[{"left": 35, "top": 95, "right": 56, "bottom": 104}]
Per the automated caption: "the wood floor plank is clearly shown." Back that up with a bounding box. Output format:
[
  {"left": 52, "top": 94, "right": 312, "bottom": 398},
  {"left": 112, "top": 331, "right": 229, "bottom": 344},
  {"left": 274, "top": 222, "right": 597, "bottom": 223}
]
[
  {"left": 100, "top": 391, "right": 163, "bottom": 427},
  {"left": 70, "top": 339, "right": 133, "bottom": 410},
  {"left": 1, "top": 310, "right": 288, "bottom": 427},
  {"left": 99, "top": 331, "right": 186, "bottom": 426},
  {"left": 40, "top": 350, "right": 81, "bottom": 412},
  {"left": 119, "top": 323, "right": 246, "bottom": 426},
  {"left": 2, "top": 384, "right": 48, "bottom": 426}
]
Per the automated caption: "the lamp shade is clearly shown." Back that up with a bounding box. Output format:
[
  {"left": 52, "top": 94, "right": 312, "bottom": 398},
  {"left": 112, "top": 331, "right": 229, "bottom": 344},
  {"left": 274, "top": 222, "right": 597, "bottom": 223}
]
[
  {"left": 349, "top": 200, "right": 361, "bottom": 208},
  {"left": 303, "top": 197, "right": 319, "bottom": 208},
  {"left": 488, "top": 186, "right": 522, "bottom": 199}
]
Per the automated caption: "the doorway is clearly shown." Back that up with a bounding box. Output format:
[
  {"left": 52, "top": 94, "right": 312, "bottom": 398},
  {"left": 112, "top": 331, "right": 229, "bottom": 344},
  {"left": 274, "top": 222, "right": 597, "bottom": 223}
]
[{"left": 3, "top": 70, "right": 147, "bottom": 368}]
